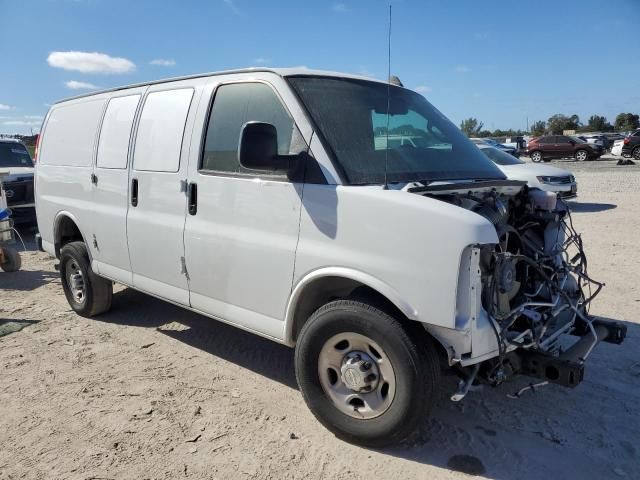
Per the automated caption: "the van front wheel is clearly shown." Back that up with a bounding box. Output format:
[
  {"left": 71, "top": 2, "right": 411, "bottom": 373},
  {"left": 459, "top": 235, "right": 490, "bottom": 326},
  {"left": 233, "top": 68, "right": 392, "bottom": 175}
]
[
  {"left": 295, "top": 300, "right": 439, "bottom": 447},
  {"left": 60, "top": 241, "right": 112, "bottom": 317}
]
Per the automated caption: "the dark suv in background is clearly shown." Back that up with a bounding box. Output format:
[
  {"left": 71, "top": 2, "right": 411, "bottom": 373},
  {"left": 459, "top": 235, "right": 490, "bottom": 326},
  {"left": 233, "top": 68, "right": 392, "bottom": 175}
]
[
  {"left": 621, "top": 130, "right": 640, "bottom": 160},
  {"left": 527, "top": 135, "right": 603, "bottom": 162}
]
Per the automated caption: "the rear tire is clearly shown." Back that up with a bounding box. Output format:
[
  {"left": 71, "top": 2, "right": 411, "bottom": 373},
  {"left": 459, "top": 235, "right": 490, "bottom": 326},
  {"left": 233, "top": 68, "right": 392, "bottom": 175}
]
[
  {"left": 60, "top": 241, "right": 112, "bottom": 317},
  {"left": 530, "top": 151, "right": 543, "bottom": 163},
  {"left": 0, "top": 246, "right": 21, "bottom": 272},
  {"left": 575, "top": 149, "right": 588, "bottom": 162},
  {"left": 633, "top": 146, "right": 640, "bottom": 160},
  {"left": 295, "top": 299, "right": 439, "bottom": 447}
]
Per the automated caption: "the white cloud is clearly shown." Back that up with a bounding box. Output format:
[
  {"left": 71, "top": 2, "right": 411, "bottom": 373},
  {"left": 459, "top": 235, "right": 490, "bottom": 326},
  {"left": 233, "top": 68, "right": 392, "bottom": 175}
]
[
  {"left": 332, "top": 3, "right": 348, "bottom": 12},
  {"left": 150, "top": 59, "right": 176, "bottom": 67},
  {"left": 47, "top": 51, "right": 135, "bottom": 74},
  {"left": 253, "top": 57, "right": 271, "bottom": 64},
  {"left": 223, "top": 0, "right": 241, "bottom": 15},
  {"left": 454, "top": 65, "right": 470, "bottom": 73},
  {"left": 0, "top": 103, "right": 13, "bottom": 111},
  {"left": 65, "top": 80, "right": 100, "bottom": 90}
]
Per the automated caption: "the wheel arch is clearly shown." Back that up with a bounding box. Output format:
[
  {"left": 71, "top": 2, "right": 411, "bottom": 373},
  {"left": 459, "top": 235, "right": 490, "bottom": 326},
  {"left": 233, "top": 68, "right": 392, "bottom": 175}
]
[
  {"left": 53, "top": 211, "right": 91, "bottom": 260},
  {"left": 284, "top": 267, "right": 419, "bottom": 347}
]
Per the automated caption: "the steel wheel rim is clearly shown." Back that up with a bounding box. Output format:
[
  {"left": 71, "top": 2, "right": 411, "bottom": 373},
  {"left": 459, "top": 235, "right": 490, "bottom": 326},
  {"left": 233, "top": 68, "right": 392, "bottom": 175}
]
[
  {"left": 66, "top": 259, "right": 86, "bottom": 304},
  {"left": 318, "top": 332, "right": 396, "bottom": 419}
]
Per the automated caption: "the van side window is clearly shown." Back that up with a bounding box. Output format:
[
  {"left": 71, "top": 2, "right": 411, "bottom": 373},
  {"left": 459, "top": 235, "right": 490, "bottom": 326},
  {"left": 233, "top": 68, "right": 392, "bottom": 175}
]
[
  {"left": 133, "top": 89, "right": 194, "bottom": 172},
  {"left": 97, "top": 95, "right": 140, "bottom": 169},
  {"left": 201, "top": 82, "right": 298, "bottom": 175}
]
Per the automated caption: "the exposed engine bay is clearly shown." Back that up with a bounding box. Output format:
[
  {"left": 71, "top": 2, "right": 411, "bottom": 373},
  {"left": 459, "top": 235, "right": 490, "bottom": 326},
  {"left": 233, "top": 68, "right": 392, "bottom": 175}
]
[{"left": 408, "top": 180, "right": 626, "bottom": 396}]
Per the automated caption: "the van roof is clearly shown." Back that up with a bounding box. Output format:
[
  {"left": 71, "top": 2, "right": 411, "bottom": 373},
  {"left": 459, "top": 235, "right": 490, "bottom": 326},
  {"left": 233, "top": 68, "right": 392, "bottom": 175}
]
[{"left": 54, "top": 67, "right": 387, "bottom": 104}]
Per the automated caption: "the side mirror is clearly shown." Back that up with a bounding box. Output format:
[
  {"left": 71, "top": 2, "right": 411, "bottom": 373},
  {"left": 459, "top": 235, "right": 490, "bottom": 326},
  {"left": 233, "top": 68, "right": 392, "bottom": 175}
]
[
  {"left": 569, "top": 139, "right": 576, "bottom": 145},
  {"left": 238, "top": 122, "right": 294, "bottom": 172}
]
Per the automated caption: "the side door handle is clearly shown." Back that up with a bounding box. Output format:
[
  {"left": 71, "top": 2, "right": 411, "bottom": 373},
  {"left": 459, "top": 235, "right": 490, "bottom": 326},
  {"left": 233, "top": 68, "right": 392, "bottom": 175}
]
[
  {"left": 131, "top": 178, "right": 139, "bottom": 207},
  {"left": 90, "top": 173, "right": 98, "bottom": 185},
  {"left": 187, "top": 182, "right": 197, "bottom": 215}
]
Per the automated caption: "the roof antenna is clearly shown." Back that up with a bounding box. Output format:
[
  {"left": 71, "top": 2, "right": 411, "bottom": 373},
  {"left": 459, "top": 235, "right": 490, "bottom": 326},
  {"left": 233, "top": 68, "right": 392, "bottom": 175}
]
[{"left": 383, "top": 3, "right": 392, "bottom": 190}]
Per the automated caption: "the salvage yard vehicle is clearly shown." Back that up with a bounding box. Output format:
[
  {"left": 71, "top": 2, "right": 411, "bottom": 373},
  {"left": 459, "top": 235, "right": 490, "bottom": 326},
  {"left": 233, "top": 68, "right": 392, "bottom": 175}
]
[
  {"left": 34, "top": 68, "right": 626, "bottom": 447},
  {"left": 0, "top": 139, "right": 36, "bottom": 225},
  {"left": 478, "top": 144, "right": 577, "bottom": 198},
  {"left": 621, "top": 129, "right": 640, "bottom": 160},
  {"left": 527, "top": 135, "right": 604, "bottom": 162}
]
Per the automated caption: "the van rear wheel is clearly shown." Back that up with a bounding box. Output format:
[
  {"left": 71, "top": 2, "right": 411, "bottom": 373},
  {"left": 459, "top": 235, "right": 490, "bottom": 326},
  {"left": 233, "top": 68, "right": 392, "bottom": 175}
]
[
  {"left": 295, "top": 300, "right": 439, "bottom": 447},
  {"left": 60, "top": 241, "right": 112, "bottom": 317}
]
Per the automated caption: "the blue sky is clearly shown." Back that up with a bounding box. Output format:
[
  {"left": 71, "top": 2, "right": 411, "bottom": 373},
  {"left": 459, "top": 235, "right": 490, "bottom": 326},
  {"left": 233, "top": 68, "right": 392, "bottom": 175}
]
[{"left": 1, "top": 0, "right": 639, "bottom": 135}]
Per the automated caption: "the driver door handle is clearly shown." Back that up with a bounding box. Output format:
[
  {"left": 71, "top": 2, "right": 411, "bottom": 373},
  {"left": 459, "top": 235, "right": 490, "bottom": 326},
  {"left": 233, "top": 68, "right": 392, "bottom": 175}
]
[
  {"left": 187, "top": 182, "right": 197, "bottom": 215},
  {"left": 131, "top": 178, "right": 139, "bottom": 207}
]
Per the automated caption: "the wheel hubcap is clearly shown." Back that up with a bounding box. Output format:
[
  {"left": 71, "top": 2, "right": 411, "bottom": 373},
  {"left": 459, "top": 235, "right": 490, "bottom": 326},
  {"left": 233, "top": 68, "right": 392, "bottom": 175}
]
[
  {"left": 318, "top": 332, "right": 396, "bottom": 419},
  {"left": 67, "top": 260, "right": 85, "bottom": 304},
  {"left": 577, "top": 151, "right": 587, "bottom": 161}
]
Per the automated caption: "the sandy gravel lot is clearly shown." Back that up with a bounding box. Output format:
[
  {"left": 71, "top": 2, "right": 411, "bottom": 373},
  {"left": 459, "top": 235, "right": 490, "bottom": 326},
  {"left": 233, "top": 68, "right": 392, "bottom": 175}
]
[{"left": 1, "top": 157, "right": 639, "bottom": 480}]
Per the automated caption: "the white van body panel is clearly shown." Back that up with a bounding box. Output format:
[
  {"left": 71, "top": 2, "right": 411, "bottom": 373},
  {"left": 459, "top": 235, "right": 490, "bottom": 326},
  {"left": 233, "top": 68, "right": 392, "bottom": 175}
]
[
  {"left": 35, "top": 68, "right": 500, "bottom": 362},
  {"left": 183, "top": 73, "right": 306, "bottom": 339},
  {"left": 91, "top": 89, "right": 146, "bottom": 284},
  {"left": 127, "top": 82, "right": 201, "bottom": 305},
  {"left": 36, "top": 95, "right": 108, "bottom": 262},
  {"left": 292, "top": 184, "right": 498, "bottom": 335}
]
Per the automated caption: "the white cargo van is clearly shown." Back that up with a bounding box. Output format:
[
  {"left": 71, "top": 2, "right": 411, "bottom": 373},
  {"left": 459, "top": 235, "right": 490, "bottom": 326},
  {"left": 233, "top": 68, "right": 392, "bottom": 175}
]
[{"left": 35, "top": 68, "right": 624, "bottom": 446}]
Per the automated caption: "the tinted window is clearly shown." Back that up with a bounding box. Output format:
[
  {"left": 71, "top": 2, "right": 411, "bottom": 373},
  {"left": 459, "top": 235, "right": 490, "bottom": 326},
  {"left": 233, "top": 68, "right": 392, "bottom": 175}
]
[
  {"left": 97, "top": 94, "right": 140, "bottom": 169},
  {"left": 289, "top": 76, "right": 504, "bottom": 185},
  {"left": 201, "top": 82, "right": 301, "bottom": 175},
  {"left": 0, "top": 143, "right": 33, "bottom": 168},
  {"left": 557, "top": 136, "right": 571, "bottom": 143},
  {"left": 537, "top": 137, "right": 551, "bottom": 144},
  {"left": 134, "top": 89, "right": 194, "bottom": 172}
]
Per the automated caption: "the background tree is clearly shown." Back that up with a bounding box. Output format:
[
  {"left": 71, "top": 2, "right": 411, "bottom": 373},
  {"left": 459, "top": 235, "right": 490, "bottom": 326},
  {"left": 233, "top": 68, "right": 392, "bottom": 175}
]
[
  {"left": 614, "top": 113, "right": 639, "bottom": 132},
  {"left": 586, "top": 115, "right": 613, "bottom": 132},
  {"left": 547, "top": 114, "right": 581, "bottom": 134},
  {"left": 530, "top": 121, "right": 546, "bottom": 137},
  {"left": 460, "top": 117, "right": 483, "bottom": 137}
]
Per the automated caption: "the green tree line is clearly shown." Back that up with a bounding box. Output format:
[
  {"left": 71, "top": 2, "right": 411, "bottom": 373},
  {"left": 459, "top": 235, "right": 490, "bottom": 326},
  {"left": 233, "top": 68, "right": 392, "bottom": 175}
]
[{"left": 460, "top": 112, "right": 639, "bottom": 137}]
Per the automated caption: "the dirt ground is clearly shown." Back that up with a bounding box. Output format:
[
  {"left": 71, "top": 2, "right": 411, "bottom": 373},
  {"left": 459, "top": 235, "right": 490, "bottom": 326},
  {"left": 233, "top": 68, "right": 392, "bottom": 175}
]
[{"left": 1, "top": 157, "right": 639, "bottom": 480}]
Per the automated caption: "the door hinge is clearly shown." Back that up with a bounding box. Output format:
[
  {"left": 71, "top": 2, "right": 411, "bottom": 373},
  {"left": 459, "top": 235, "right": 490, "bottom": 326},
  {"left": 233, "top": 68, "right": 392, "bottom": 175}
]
[{"left": 180, "top": 256, "right": 189, "bottom": 279}]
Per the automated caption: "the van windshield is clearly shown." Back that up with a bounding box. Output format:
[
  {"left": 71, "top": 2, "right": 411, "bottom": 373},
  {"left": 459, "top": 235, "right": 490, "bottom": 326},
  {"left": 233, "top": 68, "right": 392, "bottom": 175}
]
[
  {"left": 0, "top": 142, "right": 34, "bottom": 168},
  {"left": 288, "top": 76, "right": 505, "bottom": 185}
]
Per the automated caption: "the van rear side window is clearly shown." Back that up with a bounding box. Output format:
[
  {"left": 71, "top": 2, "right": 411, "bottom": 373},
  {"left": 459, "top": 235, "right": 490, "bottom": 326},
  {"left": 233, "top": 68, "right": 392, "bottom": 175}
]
[
  {"left": 97, "top": 94, "right": 141, "bottom": 169},
  {"left": 39, "top": 99, "right": 105, "bottom": 167},
  {"left": 133, "top": 89, "right": 194, "bottom": 173}
]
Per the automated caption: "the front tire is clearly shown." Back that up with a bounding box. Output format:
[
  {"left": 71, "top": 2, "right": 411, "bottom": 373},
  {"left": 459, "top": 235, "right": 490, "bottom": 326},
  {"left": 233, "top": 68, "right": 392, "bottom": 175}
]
[
  {"left": 295, "top": 300, "right": 439, "bottom": 447},
  {"left": 60, "top": 241, "right": 112, "bottom": 317},
  {"left": 575, "top": 149, "right": 589, "bottom": 161},
  {"left": 530, "top": 151, "right": 543, "bottom": 163}
]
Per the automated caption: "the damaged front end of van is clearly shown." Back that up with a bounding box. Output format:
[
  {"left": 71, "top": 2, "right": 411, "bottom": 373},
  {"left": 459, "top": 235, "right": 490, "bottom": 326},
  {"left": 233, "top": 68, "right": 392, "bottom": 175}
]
[{"left": 410, "top": 180, "right": 626, "bottom": 400}]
